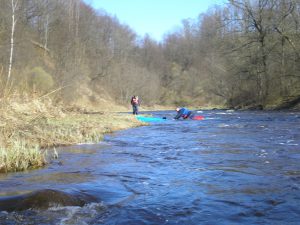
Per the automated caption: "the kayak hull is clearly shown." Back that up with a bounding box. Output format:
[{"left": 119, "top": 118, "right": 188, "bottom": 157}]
[
  {"left": 136, "top": 116, "right": 165, "bottom": 122},
  {"left": 136, "top": 115, "right": 204, "bottom": 122},
  {"left": 192, "top": 115, "right": 204, "bottom": 120}
]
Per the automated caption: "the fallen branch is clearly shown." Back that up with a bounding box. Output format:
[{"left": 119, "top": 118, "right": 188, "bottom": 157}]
[{"left": 30, "top": 40, "right": 51, "bottom": 54}]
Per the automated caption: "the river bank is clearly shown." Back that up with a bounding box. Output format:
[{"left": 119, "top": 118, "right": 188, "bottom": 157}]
[
  {"left": 0, "top": 97, "right": 144, "bottom": 173},
  {"left": 2, "top": 96, "right": 296, "bottom": 173}
]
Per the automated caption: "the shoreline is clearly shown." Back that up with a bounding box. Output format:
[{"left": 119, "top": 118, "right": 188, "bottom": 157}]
[
  {"left": 0, "top": 99, "right": 144, "bottom": 173},
  {"left": 1, "top": 99, "right": 298, "bottom": 173}
]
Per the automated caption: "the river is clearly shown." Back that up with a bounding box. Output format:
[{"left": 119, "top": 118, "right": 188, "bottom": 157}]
[{"left": 0, "top": 110, "right": 300, "bottom": 224}]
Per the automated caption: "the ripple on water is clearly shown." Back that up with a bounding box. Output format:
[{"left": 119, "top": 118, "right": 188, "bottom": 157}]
[
  {"left": 0, "top": 202, "right": 108, "bottom": 225},
  {"left": 0, "top": 110, "right": 300, "bottom": 224},
  {"left": 26, "top": 172, "right": 94, "bottom": 184}
]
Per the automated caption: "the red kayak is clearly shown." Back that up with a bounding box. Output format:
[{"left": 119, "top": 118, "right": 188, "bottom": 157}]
[{"left": 192, "top": 115, "right": 204, "bottom": 120}]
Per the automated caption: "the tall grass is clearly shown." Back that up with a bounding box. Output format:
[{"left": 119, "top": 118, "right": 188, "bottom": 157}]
[
  {"left": 0, "top": 97, "right": 142, "bottom": 173},
  {"left": 0, "top": 141, "right": 45, "bottom": 173}
]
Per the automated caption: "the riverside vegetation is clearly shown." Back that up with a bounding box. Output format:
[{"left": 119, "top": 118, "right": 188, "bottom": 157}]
[
  {"left": 0, "top": 0, "right": 299, "bottom": 113},
  {"left": 0, "top": 97, "right": 143, "bottom": 173}
]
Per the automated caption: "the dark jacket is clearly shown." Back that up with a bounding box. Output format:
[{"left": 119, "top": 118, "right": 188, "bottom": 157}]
[{"left": 131, "top": 97, "right": 140, "bottom": 106}]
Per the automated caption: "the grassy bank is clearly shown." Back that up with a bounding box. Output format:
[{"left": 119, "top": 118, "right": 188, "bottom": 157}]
[{"left": 0, "top": 97, "right": 143, "bottom": 173}]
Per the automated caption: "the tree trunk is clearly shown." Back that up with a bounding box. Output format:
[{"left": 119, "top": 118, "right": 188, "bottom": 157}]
[{"left": 5, "top": 0, "right": 18, "bottom": 95}]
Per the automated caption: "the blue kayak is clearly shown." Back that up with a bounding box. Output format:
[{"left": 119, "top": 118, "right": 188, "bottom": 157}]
[{"left": 136, "top": 116, "right": 166, "bottom": 122}]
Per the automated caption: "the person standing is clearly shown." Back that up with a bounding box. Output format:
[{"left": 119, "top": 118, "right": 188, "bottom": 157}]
[{"left": 131, "top": 95, "right": 140, "bottom": 115}]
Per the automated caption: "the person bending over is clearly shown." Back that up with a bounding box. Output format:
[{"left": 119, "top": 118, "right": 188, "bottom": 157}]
[{"left": 174, "top": 107, "right": 193, "bottom": 119}]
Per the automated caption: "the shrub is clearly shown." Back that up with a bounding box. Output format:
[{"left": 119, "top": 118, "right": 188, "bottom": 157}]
[{"left": 28, "top": 67, "right": 54, "bottom": 93}]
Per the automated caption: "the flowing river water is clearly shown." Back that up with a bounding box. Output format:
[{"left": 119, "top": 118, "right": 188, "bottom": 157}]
[{"left": 0, "top": 110, "right": 300, "bottom": 225}]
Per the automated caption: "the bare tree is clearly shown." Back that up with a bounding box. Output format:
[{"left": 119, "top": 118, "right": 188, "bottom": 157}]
[{"left": 5, "top": 0, "right": 18, "bottom": 95}]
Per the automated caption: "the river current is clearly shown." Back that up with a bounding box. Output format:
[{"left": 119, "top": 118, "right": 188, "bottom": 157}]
[{"left": 0, "top": 110, "right": 300, "bottom": 224}]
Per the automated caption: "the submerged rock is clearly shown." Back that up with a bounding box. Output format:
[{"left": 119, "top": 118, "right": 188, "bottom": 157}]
[{"left": 0, "top": 189, "right": 98, "bottom": 212}]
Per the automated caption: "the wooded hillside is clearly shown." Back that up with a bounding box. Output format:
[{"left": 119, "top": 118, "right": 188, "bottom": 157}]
[{"left": 0, "top": 0, "right": 299, "bottom": 109}]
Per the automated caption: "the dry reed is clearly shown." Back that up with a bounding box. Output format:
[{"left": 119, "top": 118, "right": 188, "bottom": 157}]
[{"left": 0, "top": 96, "right": 142, "bottom": 173}]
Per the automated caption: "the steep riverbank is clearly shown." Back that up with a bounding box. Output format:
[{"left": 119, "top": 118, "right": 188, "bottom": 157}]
[{"left": 0, "top": 97, "right": 143, "bottom": 173}]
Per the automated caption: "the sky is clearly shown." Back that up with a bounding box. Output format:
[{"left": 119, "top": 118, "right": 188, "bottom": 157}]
[{"left": 84, "top": 0, "right": 226, "bottom": 41}]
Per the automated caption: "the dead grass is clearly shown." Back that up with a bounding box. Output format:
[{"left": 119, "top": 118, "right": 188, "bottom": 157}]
[
  {"left": 0, "top": 96, "right": 143, "bottom": 173},
  {"left": 0, "top": 141, "right": 45, "bottom": 173}
]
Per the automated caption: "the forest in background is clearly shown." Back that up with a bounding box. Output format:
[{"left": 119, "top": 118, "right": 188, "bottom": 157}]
[{"left": 0, "top": 0, "right": 299, "bottom": 110}]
